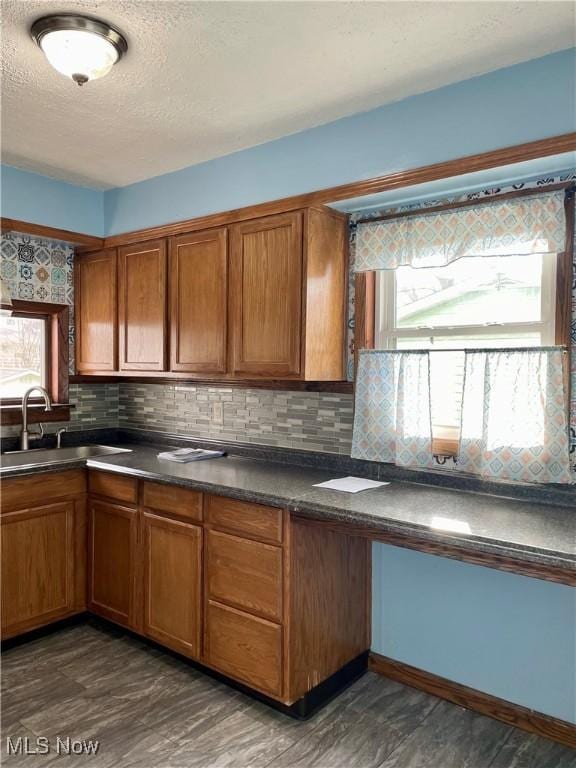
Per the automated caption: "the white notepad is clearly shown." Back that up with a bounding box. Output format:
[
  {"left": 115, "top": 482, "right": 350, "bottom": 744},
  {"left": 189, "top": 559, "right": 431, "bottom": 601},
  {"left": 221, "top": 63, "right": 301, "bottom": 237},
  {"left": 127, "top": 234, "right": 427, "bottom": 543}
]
[{"left": 312, "top": 476, "right": 389, "bottom": 493}]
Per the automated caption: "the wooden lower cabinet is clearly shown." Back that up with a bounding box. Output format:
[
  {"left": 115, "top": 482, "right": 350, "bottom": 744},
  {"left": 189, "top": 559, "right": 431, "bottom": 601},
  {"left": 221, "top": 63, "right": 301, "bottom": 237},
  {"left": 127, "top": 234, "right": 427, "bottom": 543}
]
[
  {"left": 88, "top": 499, "right": 138, "bottom": 629},
  {"left": 0, "top": 470, "right": 87, "bottom": 640},
  {"left": 3, "top": 468, "right": 369, "bottom": 711},
  {"left": 205, "top": 600, "right": 283, "bottom": 697},
  {"left": 142, "top": 512, "right": 202, "bottom": 658}
]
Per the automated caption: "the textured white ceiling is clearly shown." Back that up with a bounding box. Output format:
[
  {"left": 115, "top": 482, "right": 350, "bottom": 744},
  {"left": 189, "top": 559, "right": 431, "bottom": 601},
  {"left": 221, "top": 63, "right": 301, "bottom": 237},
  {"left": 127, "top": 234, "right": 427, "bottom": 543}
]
[{"left": 1, "top": 1, "right": 574, "bottom": 190}]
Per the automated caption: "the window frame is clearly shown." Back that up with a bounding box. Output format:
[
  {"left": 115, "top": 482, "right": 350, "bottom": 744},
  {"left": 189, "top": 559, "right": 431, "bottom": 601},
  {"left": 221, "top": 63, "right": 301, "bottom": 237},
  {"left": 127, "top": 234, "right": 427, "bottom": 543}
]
[
  {"left": 374, "top": 252, "right": 558, "bottom": 349},
  {"left": 353, "top": 187, "right": 574, "bottom": 458},
  {"left": 0, "top": 299, "right": 70, "bottom": 425}
]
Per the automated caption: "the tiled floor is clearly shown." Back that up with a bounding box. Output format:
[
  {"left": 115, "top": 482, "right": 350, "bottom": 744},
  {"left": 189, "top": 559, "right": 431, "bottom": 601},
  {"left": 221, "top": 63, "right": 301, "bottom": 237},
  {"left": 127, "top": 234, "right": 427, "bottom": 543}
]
[{"left": 1, "top": 623, "right": 574, "bottom": 768}]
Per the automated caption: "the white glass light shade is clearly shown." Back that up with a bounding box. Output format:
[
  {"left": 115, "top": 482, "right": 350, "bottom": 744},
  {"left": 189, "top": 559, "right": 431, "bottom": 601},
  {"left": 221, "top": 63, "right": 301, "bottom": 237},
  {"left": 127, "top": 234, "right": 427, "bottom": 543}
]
[
  {"left": 39, "top": 29, "right": 119, "bottom": 84},
  {"left": 31, "top": 15, "right": 127, "bottom": 86}
]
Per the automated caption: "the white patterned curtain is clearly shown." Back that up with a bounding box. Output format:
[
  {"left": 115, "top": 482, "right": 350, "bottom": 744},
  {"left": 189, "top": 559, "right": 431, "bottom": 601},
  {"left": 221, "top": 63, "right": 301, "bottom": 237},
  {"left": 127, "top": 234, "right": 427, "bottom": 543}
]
[
  {"left": 457, "top": 349, "right": 571, "bottom": 484},
  {"left": 351, "top": 351, "right": 434, "bottom": 468},
  {"left": 354, "top": 190, "right": 566, "bottom": 272}
]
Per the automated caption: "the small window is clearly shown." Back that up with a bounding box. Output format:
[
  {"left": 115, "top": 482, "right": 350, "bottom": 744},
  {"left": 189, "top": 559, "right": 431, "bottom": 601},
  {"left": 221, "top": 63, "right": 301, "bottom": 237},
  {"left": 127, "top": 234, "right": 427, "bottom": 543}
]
[
  {"left": 0, "top": 313, "right": 49, "bottom": 399},
  {"left": 375, "top": 251, "right": 558, "bottom": 454},
  {"left": 0, "top": 300, "right": 69, "bottom": 415}
]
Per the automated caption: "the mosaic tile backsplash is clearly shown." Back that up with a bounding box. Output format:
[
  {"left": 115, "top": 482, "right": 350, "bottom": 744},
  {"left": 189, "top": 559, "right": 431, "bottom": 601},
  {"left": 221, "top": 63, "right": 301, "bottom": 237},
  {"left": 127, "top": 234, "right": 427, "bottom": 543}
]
[{"left": 119, "top": 383, "right": 354, "bottom": 454}]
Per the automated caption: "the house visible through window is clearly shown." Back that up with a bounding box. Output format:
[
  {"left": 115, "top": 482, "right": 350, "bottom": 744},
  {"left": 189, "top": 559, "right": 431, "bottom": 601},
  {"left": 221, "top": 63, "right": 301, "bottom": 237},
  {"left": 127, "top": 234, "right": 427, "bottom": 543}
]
[
  {"left": 0, "top": 312, "right": 49, "bottom": 399},
  {"left": 375, "top": 251, "right": 557, "bottom": 453}
]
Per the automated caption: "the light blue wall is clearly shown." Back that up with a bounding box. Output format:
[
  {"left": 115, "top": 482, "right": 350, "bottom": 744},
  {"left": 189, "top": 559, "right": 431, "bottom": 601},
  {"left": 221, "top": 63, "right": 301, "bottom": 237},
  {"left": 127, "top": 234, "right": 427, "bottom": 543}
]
[
  {"left": 372, "top": 544, "right": 576, "bottom": 722},
  {"left": 0, "top": 165, "right": 105, "bottom": 237},
  {"left": 104, "top": 48, "right": 575, "bottom": 234}
]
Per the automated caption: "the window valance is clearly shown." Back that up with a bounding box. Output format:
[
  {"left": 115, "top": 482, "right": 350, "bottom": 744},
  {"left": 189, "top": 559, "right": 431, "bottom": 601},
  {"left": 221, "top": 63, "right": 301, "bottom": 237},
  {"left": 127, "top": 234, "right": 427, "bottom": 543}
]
[{"left": 354, "top": 190, "right": 566, "bottom": 272}]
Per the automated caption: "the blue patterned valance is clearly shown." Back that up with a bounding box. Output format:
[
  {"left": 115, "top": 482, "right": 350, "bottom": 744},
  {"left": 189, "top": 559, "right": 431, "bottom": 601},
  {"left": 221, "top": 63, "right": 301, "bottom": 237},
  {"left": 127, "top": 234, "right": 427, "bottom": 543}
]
[{"left": 354, "top": 190, "right": 566, "bottom": 272}]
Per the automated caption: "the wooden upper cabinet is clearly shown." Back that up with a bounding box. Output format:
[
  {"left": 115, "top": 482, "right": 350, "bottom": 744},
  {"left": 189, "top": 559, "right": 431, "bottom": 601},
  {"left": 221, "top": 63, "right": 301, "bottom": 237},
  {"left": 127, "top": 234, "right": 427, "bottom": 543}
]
[
  {"left": 118, "top": 239, "right": 168, "bottom": 371},
  {"left": 229, "top": 212, "right": 303, "bottom": 377},
  {"left": 75, "top": 249, "right": 117, "bottom": 372},
  {"left": 74, "top": 206, "right": 347, "bottom": 381},
  {"left": 169, "top": 229, "right": 228, "bottom": 373},
  {"left": 303, "top": 208, "right": 347, "bottom": 381}
]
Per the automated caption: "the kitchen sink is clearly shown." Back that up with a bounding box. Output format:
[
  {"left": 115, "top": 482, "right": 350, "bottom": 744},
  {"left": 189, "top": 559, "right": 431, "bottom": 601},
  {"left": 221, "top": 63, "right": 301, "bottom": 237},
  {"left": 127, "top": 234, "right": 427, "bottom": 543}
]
[{"left": 0, "top": 445, "right": 132, "bottom": 473}]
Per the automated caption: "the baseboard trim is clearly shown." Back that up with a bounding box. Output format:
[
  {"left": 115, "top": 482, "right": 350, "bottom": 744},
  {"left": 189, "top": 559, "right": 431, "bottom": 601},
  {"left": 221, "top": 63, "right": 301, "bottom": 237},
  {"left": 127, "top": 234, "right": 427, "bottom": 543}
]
[{"left": 369, "top": 652, "right": 576, "bottom": 749}]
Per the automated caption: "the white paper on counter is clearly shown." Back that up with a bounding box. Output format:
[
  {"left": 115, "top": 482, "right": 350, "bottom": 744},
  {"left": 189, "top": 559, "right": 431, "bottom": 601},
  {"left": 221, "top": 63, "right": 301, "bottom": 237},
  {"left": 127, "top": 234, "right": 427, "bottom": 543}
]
[{"left": 312, "top": 476, "right": 390, "bottom": 493}]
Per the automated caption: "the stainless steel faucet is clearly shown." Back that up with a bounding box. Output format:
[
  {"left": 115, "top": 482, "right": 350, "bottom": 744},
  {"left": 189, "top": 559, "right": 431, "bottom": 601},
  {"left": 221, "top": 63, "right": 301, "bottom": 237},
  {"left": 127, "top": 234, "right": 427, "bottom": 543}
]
[{"left": 20, "top": 386, "right": 52, "bottom": 450}]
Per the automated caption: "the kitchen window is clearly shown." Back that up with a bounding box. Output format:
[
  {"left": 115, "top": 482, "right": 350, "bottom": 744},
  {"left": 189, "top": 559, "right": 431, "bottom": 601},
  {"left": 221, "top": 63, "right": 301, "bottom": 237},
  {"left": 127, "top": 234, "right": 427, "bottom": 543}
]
[
  {"left": 352, "top": 185, "right": 573, "bottom": 473},
  {"left": 374, "top": 250, "right": 558, "bottom": 454},
  {"left": 0, "top": 300, "right": 70, "bottom": 423},
  {"left": 0, "top": 312, "right": 49, "bottom": 399}
]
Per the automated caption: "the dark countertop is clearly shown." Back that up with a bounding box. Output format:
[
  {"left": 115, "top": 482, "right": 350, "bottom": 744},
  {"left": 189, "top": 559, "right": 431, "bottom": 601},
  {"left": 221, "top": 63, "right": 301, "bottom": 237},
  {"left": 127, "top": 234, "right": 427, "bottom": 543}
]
[
  {"left": 85, "top": 445, "right": 575, "bottom": 571},
  {"left": 3, "top": 442, "right": 574, "bottom": 572}
]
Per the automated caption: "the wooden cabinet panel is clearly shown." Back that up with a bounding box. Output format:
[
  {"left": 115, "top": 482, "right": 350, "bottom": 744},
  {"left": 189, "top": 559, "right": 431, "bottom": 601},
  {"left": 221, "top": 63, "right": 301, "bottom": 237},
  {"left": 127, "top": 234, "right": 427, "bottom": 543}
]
[
  {"left": 1, "top": 469, "right": 86, "bottom": 512},
  {"left": 88, "top": 471, "right": 138, "bottom": 505},
  {"left": 170, "top": 229, "right": 228, "bottom": 373},
  {"left": 1, "top": 502, "right": 75, "bottom": 637},
  {"left": 303, "top": 208, "right": 347, "bottom": 380},
  {"left": 88, "top": 499, "right": 138, "bottom": 628},
  {"left": 206, "top": 530, "right": 282, "bottom": 622},
  {"left": 205, "top": 601, "right": 282, "bottom": 697},
  {"left": 287, "top": 519, "right": 370, "bottom": 701},
  {"left": 142, "top": 481, "right": 202, "bottom": 522},
  {"left": 143, "top": 512, "right": 202, "bottom": 658},
  {"left": 230, "top": 212, "right": 303, "bottom": 377},
  {"left": 75, "top": 249, "right": 118, "bottom": 372},
  {"left": 118, "top": 239, "right": 167, "bottom": 371},
  {"left": 206, "top": 495, "right": 283, "bottom": 545}
]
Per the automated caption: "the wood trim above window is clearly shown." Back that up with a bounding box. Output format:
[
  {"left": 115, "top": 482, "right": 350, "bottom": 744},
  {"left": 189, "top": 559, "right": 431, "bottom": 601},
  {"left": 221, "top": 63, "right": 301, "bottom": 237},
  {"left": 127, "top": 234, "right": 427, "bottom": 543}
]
[{"left": 0, "top": 299, "right": 70, "bottom": 425}]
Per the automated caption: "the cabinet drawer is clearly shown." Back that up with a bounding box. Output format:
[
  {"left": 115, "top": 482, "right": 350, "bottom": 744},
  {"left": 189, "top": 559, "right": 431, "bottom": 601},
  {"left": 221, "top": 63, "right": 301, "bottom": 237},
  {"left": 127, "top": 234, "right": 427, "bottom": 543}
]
[
  {"left": 142, "top": 482, "right": 202, "bottom": 522},
  {"left": 205, "top": 601, "right": 282, "bottom": 698},
  {"left": 206, "top": 495, "right": 283, "bottom": 545},
  {"left": 1, "top": 470, "right": 86, "bottom": 512},
  {"left": 88, "top": 471, "right": 138, "bottom": 505},
  {"left": 207, "top": 530, "right": 282, "bottom": 621}
]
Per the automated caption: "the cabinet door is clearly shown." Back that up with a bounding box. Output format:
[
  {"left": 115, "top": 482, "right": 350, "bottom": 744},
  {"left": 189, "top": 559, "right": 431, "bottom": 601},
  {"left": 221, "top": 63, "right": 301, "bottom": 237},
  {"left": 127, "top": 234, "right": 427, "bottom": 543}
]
[
  {"left": 230, "top": 212, "right": 303, "bottom": 377},
  {"left": 118, "top": 239, "right": 167, "bottom": 371},
  {"left": 1, "top": 502, "right": 75, "bottom": 637},
  {"left": 143, "top": 512, "right": 202, "bottom": 658},
  {"left": 88, "top": 499, "right": 138, "bottom": 629},
  {"left": 170, "top": 229, "right": 228, "bottom": 373},
  {"left": 75, "top": 249, "right": 117, "bottom": 372}
]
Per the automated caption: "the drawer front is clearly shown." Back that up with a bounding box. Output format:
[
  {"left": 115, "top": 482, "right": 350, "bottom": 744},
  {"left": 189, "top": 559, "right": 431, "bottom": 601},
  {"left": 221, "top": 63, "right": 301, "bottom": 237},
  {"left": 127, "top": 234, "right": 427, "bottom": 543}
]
[
  {"left": 205, "top": 601, "right": 282, "bottom": 698},
  {"left": 207, "top": 530, "right": 282, "bottom": 621},
  {"left": 206, "top": 495, "right": 283, "bottom": 545},
  {"left": 142, "top": 481, "right": 202, "bottom": 522},
  {"left": 88, "top": 471, "right": 138, "bottom": 505},
  {"left": 1, "top": 470, "right": 86, "bottom": 512}
]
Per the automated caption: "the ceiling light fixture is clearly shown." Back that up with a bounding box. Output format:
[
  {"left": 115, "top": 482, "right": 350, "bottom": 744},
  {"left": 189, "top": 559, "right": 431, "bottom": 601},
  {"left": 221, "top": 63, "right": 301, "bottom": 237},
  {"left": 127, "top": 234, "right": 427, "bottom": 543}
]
[{"left": 31, "top": 14, "right": 128, "bottom": 86}]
